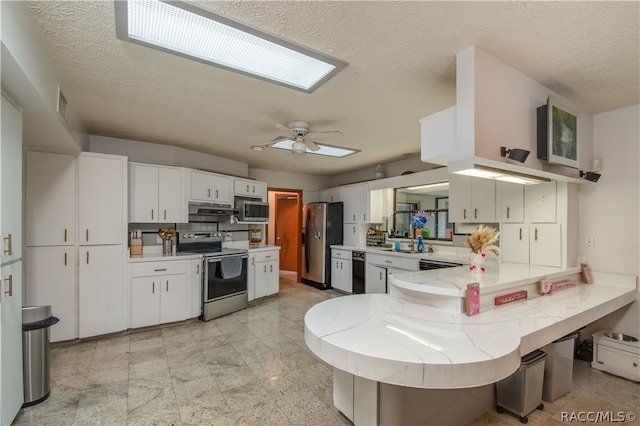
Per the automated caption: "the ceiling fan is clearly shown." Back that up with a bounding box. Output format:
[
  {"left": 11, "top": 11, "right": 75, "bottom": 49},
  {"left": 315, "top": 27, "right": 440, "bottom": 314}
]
[{"left": 269, "top": 120, "right": 342, "bottom": 153}]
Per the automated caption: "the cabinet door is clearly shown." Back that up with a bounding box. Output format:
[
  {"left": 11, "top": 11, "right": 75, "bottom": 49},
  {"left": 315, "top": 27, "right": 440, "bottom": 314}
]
[
  {"left": 188, "top": 259, "right": 202, "bottom": 317},
  {"left": 369, "top": 188, "right": 393, "bottom": 224},
  {"left": 130, "top": 164, "right": 159, "bottom": 223},
  {"left": 234, "top": 179, "right": 267, "bottom": 200},
  {"left": 331, "top": 258, "right": 352, "bottom": 293},
  {"left": 247, "top": 254, "right": 256, "bottom": 301},
  {"left": 525, "top": 181, "right": 556, "bottom": 223},
  {"left": 160, "top": 273, "right": 187, "bottom": 323},
  {"left": 1, "top": 262, "right": 23, "bottom": 424},
  {"left": 342, "top": 186, "right": 359, "bottom": 223},
  {"left": 254, "top": 261, "right": 269, "bottom": 299},
  {"left": 158, "top": 167, "right": 182, "bottom": 222},
  {"left": 131, "top": 276, "right": 160, "bottom": 328},
  {"left": 358, "top": 184, "right": 370, "bottom": 223},
  {"left": 1, "top": 96, "right": 23, "bottom": 264},
  {"left": 470, "top": 178, "right": 496, "bottom": 223},
  {"left": 78, "top": 155, "right": 125, "bottom": 245},
  {"left": 448, "top": 174, "right": 472, "bottom": 223},
  {"left": 365, "top": 264, "right": 387, "bottom": 294},
  {"left": 497, "top": 181, "right": 524, "bottom": 223},
  {"left": 26, "top": 151, "right": 76, "bottom": 246},
  {"left": 500, "top": 224, "right": 529, "bottom": 264},
  {"left": 25, "top": 247, "right": 77, "bottom": 342},
  {"left": 79, "top": 245, "right": 125, "bottom": 338},
  {"left": 266, "top": 259, "right": 279, "bottom": 296},
  {"left": 320, "top": 187, "right": 342, "bottom": 203},
  {"left": 191, "top": 171, "right": 231, "bottom": 204},
  {"left": 343, "top": 224, "right": 358, "bottom": 247},
  {"left": 529, "top": 223, "right": 561, "bottom": 267}
]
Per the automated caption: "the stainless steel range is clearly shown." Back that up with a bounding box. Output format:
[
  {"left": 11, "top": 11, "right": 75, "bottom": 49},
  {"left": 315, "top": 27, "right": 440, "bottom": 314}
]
[{"left": 176, "top": 231, "right": 248, "bottom": 321}]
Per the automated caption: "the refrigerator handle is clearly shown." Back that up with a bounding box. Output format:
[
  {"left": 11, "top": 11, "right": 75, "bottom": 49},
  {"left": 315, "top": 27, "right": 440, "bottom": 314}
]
[{"left": 304, "top": 209, "right": 311, "bottom": 271}]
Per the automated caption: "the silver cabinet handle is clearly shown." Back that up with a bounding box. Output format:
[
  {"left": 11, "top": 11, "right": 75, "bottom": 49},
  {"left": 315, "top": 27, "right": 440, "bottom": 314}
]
[
  {"left": 506, "top": 207, "right": 510, "bottom": 219},
  {"left": 86, "top": 229, "right": 89, "bottom": 242},
  {"left": 535, "top": 228, "right": 539, "bottom": 241},
  {"left": 64, "top": 229, "right": 68, "bottom": 242},
  {"left": 86, "top": 251, "right": 90, "bottom": 264},
  {"left": 164, "top": 209, "right": 167, "bottom": 220},
  {"left": 519, "top": 228, "right": 523, "bottom": 240},
  {"left": 263, "top": 265, "right": 267, "bottom": 273},
  {"left": 166, "top": 280, "right": 169, "bottom": 292},
  {"left": 474, "top": 208, "right": 478, "bottom": 220},
  {"left": 463, "top": 209, "right": 467, "bottom": 220},
  {"left": 64, "top": 252, "right": 68, "bottom": 266},
  {"left": 151, "top": 209, "right": 154, "bottom": 220}
]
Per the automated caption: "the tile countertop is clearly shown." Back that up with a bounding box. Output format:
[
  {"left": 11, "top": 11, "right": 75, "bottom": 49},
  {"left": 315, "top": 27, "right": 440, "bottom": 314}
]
[
  {"left": 304, "top": 271, "right": 637, "bottom": 390},
  {"left": 331, "top": 244, "right": 471, "bottom": 264},
  {"left": 248, "top": 245, "right": 280, "bottom": 253}
]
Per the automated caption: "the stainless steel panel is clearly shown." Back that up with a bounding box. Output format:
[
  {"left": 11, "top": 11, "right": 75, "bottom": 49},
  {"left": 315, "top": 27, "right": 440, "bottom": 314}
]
[
  {"left": 202, "top": 292, "right": 248, "bottom": 321},
  {"left": 302, "top": 203, "right": 326, "bottom": 284},
  {"left": 22, "top": 326, "right": 51, "bottom": 405}
]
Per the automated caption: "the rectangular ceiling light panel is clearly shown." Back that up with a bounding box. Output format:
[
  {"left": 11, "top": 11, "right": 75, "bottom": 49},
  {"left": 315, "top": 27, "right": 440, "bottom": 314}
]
[
  {"left": 114, "top": 0, "right": 347, "bottom": 92},
  {"left": 271, "top": 139, "right": 359, "bottom": 158}
]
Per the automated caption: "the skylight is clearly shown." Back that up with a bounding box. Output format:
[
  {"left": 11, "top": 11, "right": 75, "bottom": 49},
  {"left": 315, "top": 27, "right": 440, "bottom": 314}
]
[
  {"left": 114, "top": 0, "right": 347, "bottom": 93},
  {"left": 270, "top": 139, "right": 359, "bottom": 158}
]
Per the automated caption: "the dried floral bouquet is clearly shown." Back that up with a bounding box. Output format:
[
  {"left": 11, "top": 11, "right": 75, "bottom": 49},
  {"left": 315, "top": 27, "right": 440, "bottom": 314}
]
[{"left": 465, "top": 225, "right": 501, "bottom": 259}]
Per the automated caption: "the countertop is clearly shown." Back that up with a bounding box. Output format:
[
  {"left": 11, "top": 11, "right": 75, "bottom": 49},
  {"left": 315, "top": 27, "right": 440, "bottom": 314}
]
[
  {"left": 128, "top": 244, "right": 279, "bottom": 262},
  {"left": 330, "top": 244, "right": 471, "bottom": 264},
  {"left": 304, "top": 270, "right": 637, "bottom": 389}
]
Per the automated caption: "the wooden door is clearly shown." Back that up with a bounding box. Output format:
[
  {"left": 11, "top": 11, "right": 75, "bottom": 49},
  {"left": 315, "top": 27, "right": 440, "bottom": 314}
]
[{"left": 275, "top": 195, "right": 299, "bottom": 272}]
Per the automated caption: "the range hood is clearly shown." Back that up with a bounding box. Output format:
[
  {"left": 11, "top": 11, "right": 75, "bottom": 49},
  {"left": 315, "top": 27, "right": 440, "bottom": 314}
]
[{"left": 188, "top": 202, "right": 239, "bottom": 223}]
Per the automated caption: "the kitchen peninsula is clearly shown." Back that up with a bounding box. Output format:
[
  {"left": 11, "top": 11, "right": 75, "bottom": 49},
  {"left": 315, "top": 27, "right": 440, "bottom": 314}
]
[{"left": 304, "top": 263, "right": 637, "bottom": 425}]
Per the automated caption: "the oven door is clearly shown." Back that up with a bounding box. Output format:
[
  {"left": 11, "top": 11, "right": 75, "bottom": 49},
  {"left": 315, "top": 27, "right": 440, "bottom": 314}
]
[{"left": 203, "top": 254, "right": 248, "bottom": 302}]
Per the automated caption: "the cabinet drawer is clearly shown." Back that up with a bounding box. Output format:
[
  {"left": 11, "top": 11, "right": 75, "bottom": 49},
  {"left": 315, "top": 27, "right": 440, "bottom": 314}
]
[
  {"left": 254, "top": 250, "right": 279, "bottom": 263},
  {"left": 331, "top": 249, "right": 352, "bottom": 260},
  {"left": 596, "top": 344, "right": 640, "bottom": 375},
  {"left": 366, "top": 253, "right": 418, "bottom": 271},
  {"left": 130, "top": 260, "right": 188, "bottom": 277}
]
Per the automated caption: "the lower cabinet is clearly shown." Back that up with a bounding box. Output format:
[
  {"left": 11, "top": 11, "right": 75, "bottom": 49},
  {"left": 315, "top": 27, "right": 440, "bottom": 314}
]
[
  {"left": 129, "top": 260, "right": 188, "bottom": 328},
  {"left": 249, "top": 248, "right": 280, "bottom": 301},
  {"left": 365, "top": 263, "right": 387, "bottom": 294},
  {"left": 591, "top": 330, "right": 640, "bottom": 382},
  {"left": 79, "top": 245, "right": 125, "bottom": 338},
  {"left": 25, "top": 246, "right": 76, "bottom": 342},
  {"left": 331, "top": 249, "right": 352, "bottom": 293}
]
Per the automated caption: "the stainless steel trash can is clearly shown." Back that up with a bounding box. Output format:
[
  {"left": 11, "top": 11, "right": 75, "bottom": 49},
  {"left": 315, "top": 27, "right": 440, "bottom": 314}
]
[
  {"left": 22, "top": 306, "right": 59, "bottom": 407},
  {"left": 497, "top": 349, "right": 547, "bottom": 424},
  {"left": 542, "top": 332, "right": 577, "bottom": 402}
]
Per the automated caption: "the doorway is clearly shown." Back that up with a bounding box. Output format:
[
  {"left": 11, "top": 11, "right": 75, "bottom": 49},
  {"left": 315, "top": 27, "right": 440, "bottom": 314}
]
[{"left": 268, "top": 189, "right": 302, "bottom": 283}]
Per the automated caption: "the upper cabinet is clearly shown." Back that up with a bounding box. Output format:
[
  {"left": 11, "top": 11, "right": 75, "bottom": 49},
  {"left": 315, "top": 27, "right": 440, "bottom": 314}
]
[
  {"left": 25, "top": 151, "right": 76, "bottom": 247},
  {"left": 448, "top": 175, "right": 495, "bottom": 223},
  {"left": 343, "top": 183, "right": 370, "bottom": 224},
  {"left": 234, "top": 178, "right": 267, "bottom": 200},
  {"left": 369, "top": 188, "right": 393, "bottom": 224},
  {"left": 129, "top": 163, "right": 186, "bottom": 223},
  {"left": 78, "top": 153, "right": 127, "bottom": 245},
  {"left": 320, "top": 187, "right": 343, "bottom": 203},
  {"left": 190, "top": 170, "right": 231, "bottom": 204},
  {"left": 525, "top": 181, "right": 556, "bottom": 223},
  {"left": 497, "top": 181, "right": 524, "bottom": 223}
]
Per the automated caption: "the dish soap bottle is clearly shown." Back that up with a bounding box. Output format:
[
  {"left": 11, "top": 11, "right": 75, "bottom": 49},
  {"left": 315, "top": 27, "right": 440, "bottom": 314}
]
[{"left": 417, "top": 236, "right": 424, "bottom": 253}]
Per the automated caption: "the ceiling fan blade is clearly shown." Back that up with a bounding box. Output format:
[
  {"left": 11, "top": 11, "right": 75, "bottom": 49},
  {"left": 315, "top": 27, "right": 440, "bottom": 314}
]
[
  {"left": 306, "top": 130, "right": 342, "bottom": 139},
  {"left": 305, "top": 139, "right": 321, "bottom": 151},
  {"left": 273, "top": 123, "right": 291, "bottom": 133}
]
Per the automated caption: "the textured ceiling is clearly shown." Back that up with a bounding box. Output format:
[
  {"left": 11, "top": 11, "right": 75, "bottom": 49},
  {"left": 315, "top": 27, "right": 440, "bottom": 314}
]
[{"left": 29, "top": 1, "right": 639, "bottom": 176}]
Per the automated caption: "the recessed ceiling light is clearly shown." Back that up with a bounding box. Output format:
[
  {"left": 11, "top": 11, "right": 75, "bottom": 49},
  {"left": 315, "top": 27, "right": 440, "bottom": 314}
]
[
  {"left": 270, "top": 139, "right": 359, "bottom": 158},
  {"left": 114, "top": 0, "right": 348, "bottom": 93}
]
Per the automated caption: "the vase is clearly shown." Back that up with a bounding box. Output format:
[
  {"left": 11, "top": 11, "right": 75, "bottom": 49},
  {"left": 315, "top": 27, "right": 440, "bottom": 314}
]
[{"left": 468, "top": 252, "right": 486, "bottom": 272}]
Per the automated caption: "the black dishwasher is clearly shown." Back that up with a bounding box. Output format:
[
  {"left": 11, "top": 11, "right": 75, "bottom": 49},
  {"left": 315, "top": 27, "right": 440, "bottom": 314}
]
[
  {"left": 419, "top": 259, "right": 463, "bottom": 270},
  {"left": 352, "top": 251, "right": 366, "bottom": 294}
]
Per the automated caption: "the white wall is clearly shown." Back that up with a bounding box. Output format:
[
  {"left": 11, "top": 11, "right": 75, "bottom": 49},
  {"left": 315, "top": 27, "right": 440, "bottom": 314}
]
[
  {"left": 249, "top": 168, "right": 329, "bottom": 203},
  {"left": 90, "top": 135, "right": 248, "bottom": 177},
  {"left": 329, "top": 155, "right": 436, "bottom": 187},
  {"left": 580, "top": 104, "right": 639, "bottom": 336}
]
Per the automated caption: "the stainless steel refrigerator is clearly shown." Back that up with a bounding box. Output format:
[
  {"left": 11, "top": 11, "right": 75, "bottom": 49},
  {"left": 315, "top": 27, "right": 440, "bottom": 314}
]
[{"left": 302, "top": 202, "right": 343, "bottom": 289}]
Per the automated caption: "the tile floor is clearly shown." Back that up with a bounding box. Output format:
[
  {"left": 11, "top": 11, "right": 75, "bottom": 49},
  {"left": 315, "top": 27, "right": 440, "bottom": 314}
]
[{"left": 13, "top": 272, "right": 640, "bottom": 425}]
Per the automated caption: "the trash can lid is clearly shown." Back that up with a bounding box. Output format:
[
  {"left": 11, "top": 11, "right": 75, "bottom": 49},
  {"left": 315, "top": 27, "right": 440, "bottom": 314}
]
[{"left": 22, "top": 306, "right": 52, "bottom": 325}]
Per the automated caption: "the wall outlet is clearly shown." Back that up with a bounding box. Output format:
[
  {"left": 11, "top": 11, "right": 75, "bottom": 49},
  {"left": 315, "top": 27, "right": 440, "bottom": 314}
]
[{"left": 585, "top": 236, "right": 594, "bottom": 248}]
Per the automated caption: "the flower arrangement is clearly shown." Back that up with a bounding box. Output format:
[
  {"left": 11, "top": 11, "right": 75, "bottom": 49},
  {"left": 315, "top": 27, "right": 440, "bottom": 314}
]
[
  {"left": 411, "top": 210, "right": 427, "bottom": 228},
  {"left": 465, "top": 225, "right": 501, "bottom": 259}
]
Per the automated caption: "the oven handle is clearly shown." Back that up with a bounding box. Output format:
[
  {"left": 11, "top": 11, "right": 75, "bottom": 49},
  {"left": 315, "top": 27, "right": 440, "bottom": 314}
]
[{"left": 205, "top": 254, "right": 249, "bottom": 263}]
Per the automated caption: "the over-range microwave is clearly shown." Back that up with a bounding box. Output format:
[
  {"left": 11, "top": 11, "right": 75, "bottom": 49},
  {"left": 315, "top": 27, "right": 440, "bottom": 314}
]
[{"left": 235, "top": 199, "right": 269, "bottom": 222}]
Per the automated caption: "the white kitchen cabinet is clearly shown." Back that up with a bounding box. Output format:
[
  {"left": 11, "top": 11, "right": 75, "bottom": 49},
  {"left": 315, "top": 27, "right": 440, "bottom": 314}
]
[
  {"left": 247, "top": 253, "right": 256, "bottom": 301},
  {"left": 187, "top": 258, "right": 202, "bottom": 318},
  {"left": 529, "top": 223, "right": 561, "bottom": 267},
  {"left": 366, "top": 252, "right": 419, "bottom": 271},
  {"left": 448, "top": 175, "right": 495, "bottom": 223},
  {"left": 25, "top": 151, "right": 76, "bottom": 247},
  {"left": 78, "top": 245, "right": 125, "bottom": 338},
  {"left": 234, "top": 178, "right": 267, "bottom": 200},
  {"left": 525, "top": 181, "right": 556, "bottom": 223},
  {"left": 129, "top": 163, "right": 185, "bottom": 223},
  {"left": 78, "top": 153, "right": 127, "bottom": 245},
  {"left": 1, "top": 262, "right": 23, "bottom": 425},
  {"left": 343, "top": 183, "right": 370, "bottom": 223},
  {"left": 129, "top": 260, "right": 188, "bottom": 328},
  {"left": 253, "top": 249, "right": 279, "bottom": 299},
  {"left": 25, "top": 247, "right": 76, "bottom": 342},
  {"left": 343, "top": 224, "right": 360, "bottom": 247},
  {"left": 365, "top": 263, "right": 387, "bottom": 293},
  {"left": 497, "top": 181, "right": 524, "bottom": 223},
  {"left": 331, "top": 249, "right": 352, "bottom": 293},
  {"left": 320, "top": 187, "right": 342, "bottom": 203},
  {"left": 1, "top": 95, "right": 23, "bottom": 264},
  {"left": 369, "top": 188, "right": 393, "bottom": 224},
  {"left": 190, "top": 170, "right": 231, "bottom": 204},
  {"left": 500, "top": 224, "right": 529, "bottom": 264}
]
